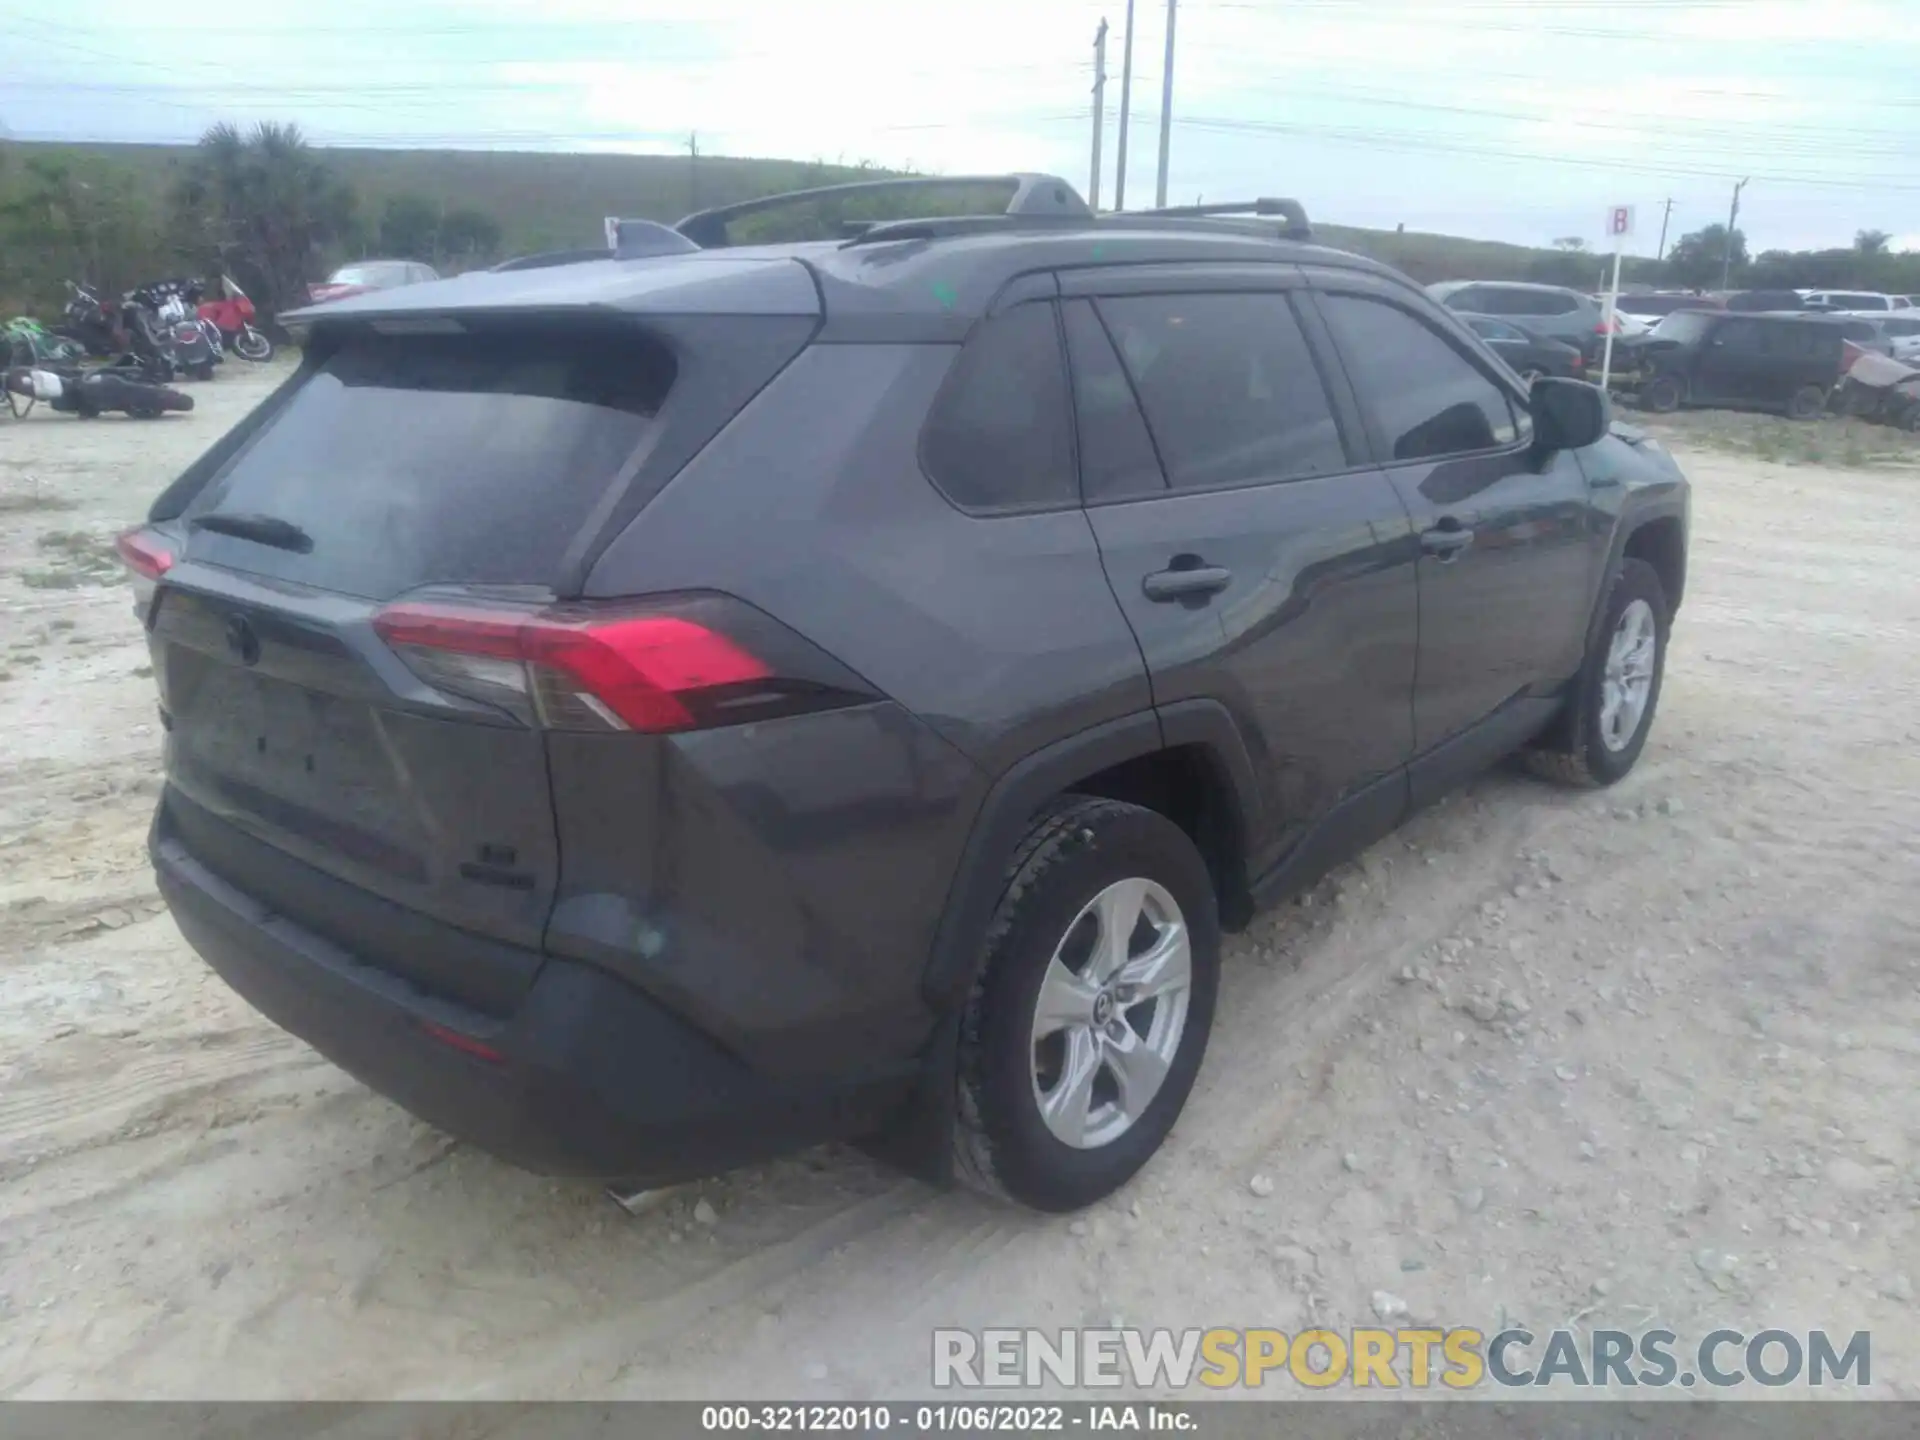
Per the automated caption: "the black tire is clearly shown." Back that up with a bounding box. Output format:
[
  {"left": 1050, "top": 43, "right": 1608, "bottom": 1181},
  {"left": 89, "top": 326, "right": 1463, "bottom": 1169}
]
[
  {"left": 235, "top": 330, "right": 274, "bottom": 362},
  {"left": 954, "top": 796, "right": 1220, "bottom": 1212},
  {"left": 1640, "top": 375, "right": 1684, "bottom": 413},
  {"left": 190, "top": 361, "right": 215, "bottom": 382},
  {"left": 1524, "top": 558, "right": 1669, "bottom": 788},
  {"left": 1785, "top": 383, "right": 1827, "bottom": 422}
]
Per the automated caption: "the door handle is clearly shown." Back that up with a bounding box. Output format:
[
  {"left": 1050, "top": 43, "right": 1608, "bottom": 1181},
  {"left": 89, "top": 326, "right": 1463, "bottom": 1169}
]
[
  {"left": 1142, "top": 564, "right": 1232, "bottom": 601},
  {"left": 1420, "top": 522, "right": 1475, "bottom": 559}
]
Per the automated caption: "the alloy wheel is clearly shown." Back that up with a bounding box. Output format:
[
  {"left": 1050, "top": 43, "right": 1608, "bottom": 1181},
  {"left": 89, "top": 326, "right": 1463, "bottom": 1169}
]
[
  {"left": 1029, "top": 877, "right": 1192, "bottom": 1149},
  {"left": 1599, "top": 598, "right": 1657, "bottom": 752}
]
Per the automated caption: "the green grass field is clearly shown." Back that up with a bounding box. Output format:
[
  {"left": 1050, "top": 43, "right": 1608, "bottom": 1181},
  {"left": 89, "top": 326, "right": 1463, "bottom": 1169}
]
[{"left": 7, "top": 140, "right": 1615, "bottom": 285}]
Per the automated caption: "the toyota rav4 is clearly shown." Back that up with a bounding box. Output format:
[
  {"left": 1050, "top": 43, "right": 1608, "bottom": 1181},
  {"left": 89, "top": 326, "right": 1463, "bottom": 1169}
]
[{"left": 122, "top": 176, "right": 1690, "bottom": 1212}]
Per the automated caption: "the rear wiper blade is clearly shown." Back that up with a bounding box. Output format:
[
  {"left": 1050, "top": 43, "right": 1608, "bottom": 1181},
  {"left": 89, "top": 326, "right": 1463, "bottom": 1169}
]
[{"left": 190, "top": 512, "right": 314, "bottom": 554}]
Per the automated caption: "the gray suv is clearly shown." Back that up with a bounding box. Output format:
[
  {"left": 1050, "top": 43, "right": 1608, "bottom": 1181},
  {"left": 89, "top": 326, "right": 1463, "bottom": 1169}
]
[
  {"left": 122, "top": 176, "right": 1690, "bottom": 1212},
  {"left": 1429, "top": 280, "right": 1612, "bottom": 359}
]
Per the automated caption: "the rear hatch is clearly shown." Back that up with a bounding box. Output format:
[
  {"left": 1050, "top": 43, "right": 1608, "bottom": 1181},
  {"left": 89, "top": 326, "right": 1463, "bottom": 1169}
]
[{"left": 142, "top": 299, "right": 813, "bottom": 1014}]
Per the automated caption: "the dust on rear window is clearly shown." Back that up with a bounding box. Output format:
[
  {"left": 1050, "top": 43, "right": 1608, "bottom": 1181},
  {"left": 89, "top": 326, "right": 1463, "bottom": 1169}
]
[{"left": 185, "top": 328, "right": 674, "bottom": 599}]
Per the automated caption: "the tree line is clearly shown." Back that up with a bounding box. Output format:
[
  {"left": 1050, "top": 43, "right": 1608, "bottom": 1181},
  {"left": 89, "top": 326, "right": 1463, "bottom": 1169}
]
[
  {"left": 0, "top": 122, "right": 501, "bottom": 320},
  {"left": 5, "top": 120, "right": 1916, "bottom": 321}
]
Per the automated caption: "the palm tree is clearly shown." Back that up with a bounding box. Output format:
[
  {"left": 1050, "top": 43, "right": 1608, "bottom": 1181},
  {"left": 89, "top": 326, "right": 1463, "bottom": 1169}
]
[
  {"left": 1855, "top": 229, "right": 1892, "bottom": 256},
  {"left": 173, "top": 121, "right": 355, "bottom": 316}
]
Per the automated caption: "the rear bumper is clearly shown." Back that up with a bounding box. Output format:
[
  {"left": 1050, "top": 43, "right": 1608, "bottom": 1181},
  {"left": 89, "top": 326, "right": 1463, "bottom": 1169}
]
[{"left": 152, "top": 815, "right": 913, "bottom": 1184}]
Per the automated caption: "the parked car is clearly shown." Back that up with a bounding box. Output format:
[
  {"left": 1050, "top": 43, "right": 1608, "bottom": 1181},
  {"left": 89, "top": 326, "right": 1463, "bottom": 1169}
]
[
  {"left": 1615, "top": 310, "right": 1863, "bottom": 417},
  {"left": 1460, "top": 315, "right": 1587, "bottom": 380},
  {"left": 1721, "top": 289, "right": 1810, "bottom": 314},
  {"left": 121, "top": 175, "right": 1689, "bottom": 1213},
  {"left": 1428, "top": 280, "right": 1615, "bottom": 358},
  {"left": 1600, "top": 307, "right": 1651, "bottom": 337},
  {"left": 306, "top": 259, "right": 440, "bottom": 306},
  {"left": 1869, "top": 313, "right": 1920, "bottom": 361},
  {"left": 1610, "top": 291, "right": 1722, "bottom": 325},
  {"left": 1801, "top": 290, "right": 1908, "bottom": 313}
]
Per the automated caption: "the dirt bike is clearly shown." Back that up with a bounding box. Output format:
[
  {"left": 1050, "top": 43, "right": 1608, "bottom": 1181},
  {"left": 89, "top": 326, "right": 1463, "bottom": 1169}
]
[{"left": 197, "top": 276, "right": 274, "bottom": 361}]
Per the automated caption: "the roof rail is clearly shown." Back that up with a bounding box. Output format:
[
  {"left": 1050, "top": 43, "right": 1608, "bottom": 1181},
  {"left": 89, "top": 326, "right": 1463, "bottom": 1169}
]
[
  {"left": 1136, "top": 198, "right": 1312, "bottom": 241},
  {"left": 674, "top": 173, "right": 1091, "bottom": 248}
]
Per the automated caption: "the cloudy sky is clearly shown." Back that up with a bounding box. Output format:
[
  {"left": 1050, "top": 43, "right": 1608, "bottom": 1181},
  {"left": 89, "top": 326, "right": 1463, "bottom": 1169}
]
[{"left": 4, "top": 0, "right": 1917, "bottom": 254}]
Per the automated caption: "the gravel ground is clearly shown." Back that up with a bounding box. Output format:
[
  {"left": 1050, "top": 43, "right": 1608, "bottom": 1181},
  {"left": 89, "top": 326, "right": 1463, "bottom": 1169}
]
[{"left": 1, "top": 365, "right": 1915, "bottom": 1401}]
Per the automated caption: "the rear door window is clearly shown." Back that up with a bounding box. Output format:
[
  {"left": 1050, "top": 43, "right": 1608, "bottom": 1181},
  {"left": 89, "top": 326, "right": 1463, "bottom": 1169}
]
[
  {"left": 1061, "top": 299, "right": 1167, "bottom": 503},
  {"left": 1095, "top": 292, "right": 1349, "bottom": 492},
  {"left": 1319, "top": 293, "right": 1519, "bottom": 462},
  {"left": 1712, "top": 319, "right": 1764, "bottom": 352},
  {"left": 920, "top": 302, "right": 1077, "bottom": 513},
  {"left": 185, "top": 326, "right": 674, "bottom": 599}
]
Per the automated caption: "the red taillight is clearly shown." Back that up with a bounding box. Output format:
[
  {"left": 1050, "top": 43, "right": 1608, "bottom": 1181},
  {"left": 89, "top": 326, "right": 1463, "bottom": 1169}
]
[
  {"left": 117, "top": 529, "right": 174, "bottom": 624},
  {"left": 373, "top": 600, "right": 773, "bottom": 733},
  {"left": 116, "top": 528, "right": 173, "bottom": 581}
]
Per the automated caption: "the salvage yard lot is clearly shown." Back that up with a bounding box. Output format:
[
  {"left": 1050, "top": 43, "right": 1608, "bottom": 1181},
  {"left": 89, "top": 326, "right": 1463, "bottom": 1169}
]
[{"left": 1, "top": 365, "right": 1916, "bottom": 1399}]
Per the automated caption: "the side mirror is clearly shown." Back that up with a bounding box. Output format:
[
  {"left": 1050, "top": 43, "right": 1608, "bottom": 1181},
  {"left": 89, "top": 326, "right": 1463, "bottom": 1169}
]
[{"left": 1531, "top": 376, "right": 1611, "bottom": 451}]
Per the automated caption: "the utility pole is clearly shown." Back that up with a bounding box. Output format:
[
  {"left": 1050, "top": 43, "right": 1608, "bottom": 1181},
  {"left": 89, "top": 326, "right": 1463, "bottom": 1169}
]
[
  {"left": 1154, "top": 0, "right": 1177, "bottom": 207},
  {"left": 1114, "top": 0, "right": 1136, "bottom": 210},
  {"left": 1720, "top": 177, "right": 1748, "bottom": 291},
  {"left": 687, "top": 132, "right": 700, "bottom": 213},
  {"left": 1655, "top": 197, "right": 1675, "bottom": 261},
  {"left": 1090, "top": 19, "right": 1109, "bottom": 211}
]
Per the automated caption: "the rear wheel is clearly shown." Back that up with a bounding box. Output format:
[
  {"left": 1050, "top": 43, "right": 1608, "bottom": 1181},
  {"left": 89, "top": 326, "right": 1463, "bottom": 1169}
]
[
  {"left": 954, "top": 797, "right": 1219, "bottom": 1211},
  {"left": 1785, "top": 383, "right": 1828, "bottom": 421},
  {"left": 234, "top": 329, "right": 274, "bottom": 362},
  {"left": 1640, "top": 375, "right": 1684, "bottom": 413}
]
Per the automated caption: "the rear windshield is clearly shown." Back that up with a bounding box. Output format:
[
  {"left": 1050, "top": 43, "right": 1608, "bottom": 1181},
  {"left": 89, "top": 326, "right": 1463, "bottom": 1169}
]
[{"left": 185, "top": 328, "right": 674, "bottom": 598}]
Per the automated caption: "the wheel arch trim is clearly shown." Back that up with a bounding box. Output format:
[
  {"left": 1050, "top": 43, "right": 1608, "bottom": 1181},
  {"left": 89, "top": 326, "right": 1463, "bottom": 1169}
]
[{"left": 918, "top": 703, "right": 1261, "bottom": 1011}]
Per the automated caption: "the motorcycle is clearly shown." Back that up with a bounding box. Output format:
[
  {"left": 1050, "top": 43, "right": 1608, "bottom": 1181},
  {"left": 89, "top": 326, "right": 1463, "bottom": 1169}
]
[
  {"left": 51, "top": 282, "right": 123, "bottom": 358},
  {"left": 196, "top": 276, "right": 274, "bottom": 361},
  {"left": 127, "top": 278, "right": 218, "bottom": 381},
  {"left": 3, "top": 364, "right": 194, "bottom": 419},
  {"left": 4, "top": 315, "right": 88, "bottom": 368}
]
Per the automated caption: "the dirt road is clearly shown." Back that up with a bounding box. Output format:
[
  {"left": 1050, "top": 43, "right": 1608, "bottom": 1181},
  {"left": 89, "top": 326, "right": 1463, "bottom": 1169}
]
[{"left": 2, "top": 367, "right": 1915, "bottom": 1400}]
